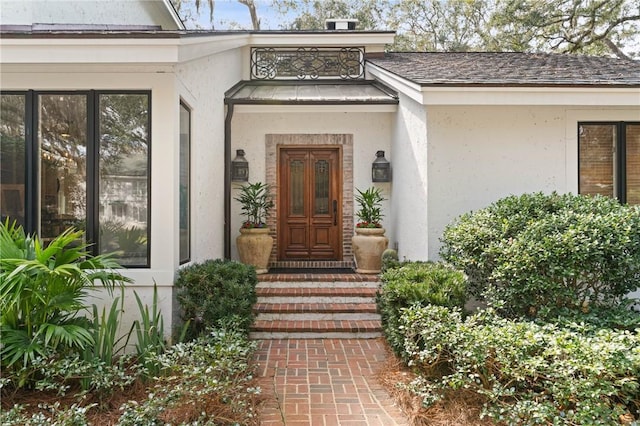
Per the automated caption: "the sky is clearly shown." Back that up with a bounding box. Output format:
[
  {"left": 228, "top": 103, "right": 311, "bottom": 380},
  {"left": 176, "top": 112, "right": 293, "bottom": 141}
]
[{"left": 181, "top": 0, "right": 286, "bottom": 30}]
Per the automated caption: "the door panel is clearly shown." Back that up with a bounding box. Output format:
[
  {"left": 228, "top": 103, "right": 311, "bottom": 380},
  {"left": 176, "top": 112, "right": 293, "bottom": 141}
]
[{"left": 279, "top": 147, "right": 341, "bottom": 260}]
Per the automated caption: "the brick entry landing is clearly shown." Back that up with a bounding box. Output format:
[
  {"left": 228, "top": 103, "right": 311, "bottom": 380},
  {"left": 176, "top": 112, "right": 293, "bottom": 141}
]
[{"left": 255, "top": 339, "right": 408, "bottom": 425}]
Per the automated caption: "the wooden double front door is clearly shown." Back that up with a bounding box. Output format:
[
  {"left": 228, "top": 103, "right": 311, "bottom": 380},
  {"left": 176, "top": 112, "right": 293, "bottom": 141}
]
[{"left": 278, "top": 147, "right": 342, "bottom": 260}]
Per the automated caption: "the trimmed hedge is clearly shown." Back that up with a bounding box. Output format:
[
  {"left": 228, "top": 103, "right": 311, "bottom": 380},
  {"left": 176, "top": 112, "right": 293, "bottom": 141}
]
[
  {"left": 377, "top": 261, "right": 467, "bottom": 357},
  {"left": 175, "top": 259, "right": 257, "bottom": 340},
  {"left": 440, "top": 192, "right": 640, "bottom": 320}
]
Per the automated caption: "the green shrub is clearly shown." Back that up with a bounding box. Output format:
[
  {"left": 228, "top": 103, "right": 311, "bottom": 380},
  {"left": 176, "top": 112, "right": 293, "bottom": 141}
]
[
  {"left": 440, "top": 192, "right": 640, "bottom": 319},
  {"left": 377, "top": 261, "right": 467, "bottom": 357},
  {"left": 381, "top": 248, "right": 401, "bottom": 272},
  {"left": 175, "top": 259, "right": 257, "bottom": 340},
  {"left": 399, "top": 305, "right": 640, "bottom": 425}
]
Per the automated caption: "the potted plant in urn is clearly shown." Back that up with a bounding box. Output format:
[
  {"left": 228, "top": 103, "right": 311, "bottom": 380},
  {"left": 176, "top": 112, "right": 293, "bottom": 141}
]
[
  {"left": 352, "top": 187, "right": 389, "bottom": 274},
  {"left": 234, "top": 181, "right": 274, "bottom": 274}
]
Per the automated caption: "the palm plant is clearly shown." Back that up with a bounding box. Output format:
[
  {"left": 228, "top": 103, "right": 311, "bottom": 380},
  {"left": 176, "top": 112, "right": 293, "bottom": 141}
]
[
  {"left": 0, "top": 220, "right": 131, "bottom": 380},
  {"left": 355, "top": 187, "right": 386, "bottom": 228},
  {"left": 234, "top": 181, "right": 274, "bottom": 228}
]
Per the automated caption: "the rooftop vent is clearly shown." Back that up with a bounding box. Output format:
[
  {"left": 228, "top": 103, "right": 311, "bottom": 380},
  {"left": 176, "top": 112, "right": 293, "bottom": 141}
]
[{"left": 325, "top": 19, "right": 358, "bottom": 30}]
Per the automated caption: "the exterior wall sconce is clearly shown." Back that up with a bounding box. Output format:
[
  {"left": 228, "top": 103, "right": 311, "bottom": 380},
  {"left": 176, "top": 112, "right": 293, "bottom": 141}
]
[
  {"left": 231, "top": 149, "right": 249, "bottom": 182},
  {"left": 372, "top": 150, "right": 391, "bottom": 182}
]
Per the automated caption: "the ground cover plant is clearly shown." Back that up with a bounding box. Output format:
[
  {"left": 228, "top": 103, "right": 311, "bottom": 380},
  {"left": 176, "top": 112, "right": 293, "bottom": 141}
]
[
  {"left": 399, "top": 305, "right": 639, "bottom": 425},
  {"left": 378, "top": 193, "right": 640, "bottom": 424},
  {"left": 1, "top": 327, "right": 260, "bottom": 425},
  {"left": 1, "top": 222, "right": 261, "bottom": 424}
]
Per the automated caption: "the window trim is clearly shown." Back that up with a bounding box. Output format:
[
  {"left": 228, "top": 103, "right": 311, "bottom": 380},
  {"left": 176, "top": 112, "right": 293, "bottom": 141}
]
[
  {"left": 578, "top": 121, "right": 639, "bottom": 205},
  {"left": 1, "top": 89, "right": 152, "bottom": 268}
]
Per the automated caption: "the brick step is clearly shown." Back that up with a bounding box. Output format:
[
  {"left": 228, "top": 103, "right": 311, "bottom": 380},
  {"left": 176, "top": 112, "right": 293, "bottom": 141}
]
[
  {"left": 251, "top": 275, "right": 382, "bottom": 339},
  {"left": 254, "top": 302, "right": 378, "bottom": 313},
  {"left": 249, "top": 319, "right": 383, "bottom": 339},
  {"left": 256, "top": 280, "right": 379, "bottom": 289},
  {"left": 256, "top": 287, "right": 378, "bottom": 297},
  {"left": 254, "top": 302, "right": 379, "bottom": 321}
]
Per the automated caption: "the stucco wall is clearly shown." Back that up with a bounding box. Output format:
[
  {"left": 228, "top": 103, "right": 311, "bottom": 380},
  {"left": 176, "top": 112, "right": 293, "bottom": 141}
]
[
  {"left": 230, "top": 109, "right": 393, "bottom": 261},
  {"left": 389, "top": 94, "right": 429, "bottom": 261},
  {"left": 0, "top": 0, "right": 180, "bottom": 29},
  {"left": 176, "top": 48, "right": 244, "bottom": 264},
  {"left": 425, "top": 105, "right": 640, "bottom": 260}
]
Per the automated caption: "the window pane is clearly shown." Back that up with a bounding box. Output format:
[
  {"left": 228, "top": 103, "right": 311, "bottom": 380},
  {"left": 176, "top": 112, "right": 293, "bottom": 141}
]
[
  {"left": 290, "top": 159, "right": 304, "bottom": 215},
  {"left": 579, "top": 124, "right": 616, "bottom": 198},
  {"left": 99, "top": 94, "right": 149, "bottom": 266},
  {"left": 627, "top": 124, "right": 640, "bottom": 205},
  {"left": 179, "top": 103, "right": 190, "bottom": 264},
  {"left": 0, "top": 94, "right": 26, "bottom": 227},
  {"left": 38, "top": 94, "right": 87, "bottom": 242},
  {"left": 314, "top": 159, "right": 329, "bottom": 214}
]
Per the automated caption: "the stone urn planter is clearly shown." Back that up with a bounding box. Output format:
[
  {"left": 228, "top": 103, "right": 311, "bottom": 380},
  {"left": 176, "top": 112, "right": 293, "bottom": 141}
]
[
  {"left": 352, "top": 227, "right": 389, "bottom": 274},
  {"left": 237, "top": 227, "right": 273, "bottom": 274},
  {"left": 352, "top": 186, "right": 389, "bottom": 274}
]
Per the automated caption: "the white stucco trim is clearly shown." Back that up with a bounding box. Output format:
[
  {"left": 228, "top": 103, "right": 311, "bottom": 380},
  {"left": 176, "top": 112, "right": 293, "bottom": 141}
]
[
  {"left": 366, "top": 63, "right": 423, "bottom": 103},
  {"left": 161, "top": 0, "right": 186, "bottom": 30},
  {"left": 233, "top": 104, "right": 397, "bottom": 113},
  {"left": 0, "top": 34, "right": 249, "bottom": 65},
  {"left": 248, "top": 32, "right": 394, "bottom": 52},
  {"left": 419, "top": 87, "right": 640, "bottom": 106},
  {"left": 178, "top": 34, "right": 249, "bottom": 63},
  {"left": 0, "top": 37, "right": 181, "bottom": 64}
]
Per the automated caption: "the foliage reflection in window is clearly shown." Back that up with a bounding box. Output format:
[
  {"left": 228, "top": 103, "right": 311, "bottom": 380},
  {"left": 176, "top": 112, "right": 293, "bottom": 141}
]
[
  {"left": 179, "top": 102, "right": 191, "bottom": 264},
  {"left": 0, "top": 94, "right": 26, "bottom": 227},
  {"left": 99, "top": 94, "right": 150, "bottom": 266},
  {"left": 0, "top": 91, "right": 150, "bottom": 267}
]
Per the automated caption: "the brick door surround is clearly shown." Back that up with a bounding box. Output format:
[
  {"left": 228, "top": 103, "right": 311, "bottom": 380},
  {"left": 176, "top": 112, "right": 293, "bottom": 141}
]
[{"left": 265, "top": 134, "right": 354, "bottom": 267}]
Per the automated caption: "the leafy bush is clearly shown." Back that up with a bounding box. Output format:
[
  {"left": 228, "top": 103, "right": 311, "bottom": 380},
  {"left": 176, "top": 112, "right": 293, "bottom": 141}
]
[
  {"left": 398, "top": 305, "right": 640, "bottom": 425},
  {"left": 381, "top": 248, "right": 401, "bottom": 272},
  {"left": 377, "top": 261, "right": 467, "bottom": 357},
  {"left": 175, "top": 259, "right": 257, "bottom": 340},
  {"left": 0, "top": 221, "right": 130, "bottom": 384},
  {"left": 440, "top": 192, "right": 640, "bottom": 319}
]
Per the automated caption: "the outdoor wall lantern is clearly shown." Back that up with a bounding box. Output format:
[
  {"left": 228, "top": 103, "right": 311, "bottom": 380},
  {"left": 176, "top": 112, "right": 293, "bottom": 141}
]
[
  {"left": 372, "top": 150, "right": 391, "bottom": 182},
  {"left": 231, "top": 149, "right": 249, "bottom": 182}
]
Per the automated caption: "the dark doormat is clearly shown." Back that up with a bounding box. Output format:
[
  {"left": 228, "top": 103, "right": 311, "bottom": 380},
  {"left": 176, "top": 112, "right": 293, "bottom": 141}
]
[{"left": 268, "top": 268, "right": 355, "bottom": 274}]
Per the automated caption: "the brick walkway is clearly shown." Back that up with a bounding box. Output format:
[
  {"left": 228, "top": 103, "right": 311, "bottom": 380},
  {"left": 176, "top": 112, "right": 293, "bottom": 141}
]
[{"left": 255, "top": 339, "right": 409, "bottom": 425}]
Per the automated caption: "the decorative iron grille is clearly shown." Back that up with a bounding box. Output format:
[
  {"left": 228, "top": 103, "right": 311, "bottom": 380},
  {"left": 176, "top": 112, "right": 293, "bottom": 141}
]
[{"left": 250, "top": 47, "right": 365, "bottom": 80}]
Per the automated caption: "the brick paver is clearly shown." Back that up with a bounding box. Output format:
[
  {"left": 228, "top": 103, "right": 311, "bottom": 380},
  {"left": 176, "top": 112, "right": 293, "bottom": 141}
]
[{"left": 255, "top": 339, "right": 408, "bottom": 425}]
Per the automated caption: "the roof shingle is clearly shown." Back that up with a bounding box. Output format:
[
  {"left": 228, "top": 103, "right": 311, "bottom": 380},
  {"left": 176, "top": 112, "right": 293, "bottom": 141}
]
[{"left": 367, "top": 52, "right": 640, "bottom": 87}]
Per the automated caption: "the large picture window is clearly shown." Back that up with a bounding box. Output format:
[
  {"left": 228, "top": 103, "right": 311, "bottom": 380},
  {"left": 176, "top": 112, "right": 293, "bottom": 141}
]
[
  {"left": 0, "top": 90, "right": 151, "bottom": 267},
  {"left": 579, "top": 122, "right": 640, "bottom": 205}
]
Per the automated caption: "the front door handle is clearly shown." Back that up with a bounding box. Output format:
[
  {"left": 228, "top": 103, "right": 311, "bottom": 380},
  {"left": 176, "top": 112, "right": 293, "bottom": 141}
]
[{"left": 333, "top": 200, "right": 338, "bottom": 226}]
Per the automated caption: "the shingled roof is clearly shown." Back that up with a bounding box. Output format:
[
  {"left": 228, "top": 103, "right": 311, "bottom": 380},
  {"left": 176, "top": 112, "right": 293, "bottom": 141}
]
[{"left": 367, "top": 52, "right": 640, "bottom": 87}]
